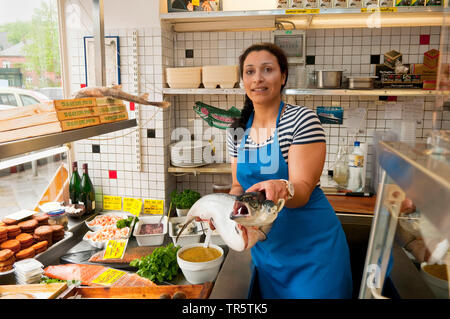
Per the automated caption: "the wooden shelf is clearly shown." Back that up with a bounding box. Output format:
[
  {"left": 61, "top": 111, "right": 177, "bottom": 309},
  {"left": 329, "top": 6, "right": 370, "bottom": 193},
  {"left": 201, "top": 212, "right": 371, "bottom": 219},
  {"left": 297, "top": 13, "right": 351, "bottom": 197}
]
[
  {"left": 0, "top": 119, "right": 137, "bottom": 160},
  {"left": 160, "top": 7, "right": 446, "bottom": 32},
  {"left": 163, "top": 87, "right": 442, "bottom": 96},
  {"left": 168, "top": 163, "right": 231, "bottom": 175}
]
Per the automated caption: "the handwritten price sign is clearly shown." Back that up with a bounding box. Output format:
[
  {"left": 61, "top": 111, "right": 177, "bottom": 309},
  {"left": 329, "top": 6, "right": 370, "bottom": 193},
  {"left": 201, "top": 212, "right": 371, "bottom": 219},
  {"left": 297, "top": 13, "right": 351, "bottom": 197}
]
[
  {"left": 103, "top": 195, "right": 122, "bottom": 211},
  {"left": 143, "top": 199, "right": 164, "bottom": 215},
  {"left": 123, "top": 197, "right": 142, "bottom": 216}
]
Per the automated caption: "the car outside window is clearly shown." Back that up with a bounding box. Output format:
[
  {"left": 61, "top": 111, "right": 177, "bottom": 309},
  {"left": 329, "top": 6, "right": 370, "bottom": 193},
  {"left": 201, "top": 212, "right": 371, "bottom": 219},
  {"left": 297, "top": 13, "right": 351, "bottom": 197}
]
[
  {"left": 20, "top": 94, "right": 40, "bottom": 106},
  {"left": 0, "top": 93, "right": 17, "bottom": 106}
]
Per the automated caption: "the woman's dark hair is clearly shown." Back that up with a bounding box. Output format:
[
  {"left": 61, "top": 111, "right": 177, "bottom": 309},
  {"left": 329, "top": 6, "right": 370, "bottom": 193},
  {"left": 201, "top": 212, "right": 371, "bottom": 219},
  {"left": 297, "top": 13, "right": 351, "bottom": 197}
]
[{"left": 231, "top": 43, "right": 289, "bottom": 131}]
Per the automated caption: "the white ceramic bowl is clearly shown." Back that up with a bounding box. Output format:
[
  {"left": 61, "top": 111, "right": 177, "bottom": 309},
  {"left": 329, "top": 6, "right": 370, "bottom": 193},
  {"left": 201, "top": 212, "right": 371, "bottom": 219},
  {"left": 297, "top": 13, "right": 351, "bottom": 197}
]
[
  {"left": 166, "top": 67, "right": 202, "bottom": 89},
  {"left": 177, "top": 243, "right": 224, "bottom": 284},
  {"left": 169, "top": 217, "right": 202, "bottom": 247},
  {"left": 420, "top": 262, "right": 449, "bottom": 299},
  {"left": 133, "top": 216, "right": 168, "bottom": 246}
]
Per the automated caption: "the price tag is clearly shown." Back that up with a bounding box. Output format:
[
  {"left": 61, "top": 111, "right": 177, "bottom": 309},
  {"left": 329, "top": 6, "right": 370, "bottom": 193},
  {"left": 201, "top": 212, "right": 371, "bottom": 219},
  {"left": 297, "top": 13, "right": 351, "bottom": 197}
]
[
  {"left": 91, "top": 268, "right": 126, "bottom": 286},
  {"left": 103, "top": 195, "right": 122, "bottom": 210},
  {"left": 361, "top": 7, "right": 397, "bottom": 13},
  {"left": 103, "top": 239, "right": 128, "bottom": 259},
  {"left": 192, "top": 0, "right": 200, "bottom": 6},
  {"left": 143, "top": 199, "right": 164, "bottom": 215},
  {"left": 123, "top": 198, "right": 142, "bottom": 216},
  {"left": 285, "top": 9, "right": 320, "bottom": 14}
]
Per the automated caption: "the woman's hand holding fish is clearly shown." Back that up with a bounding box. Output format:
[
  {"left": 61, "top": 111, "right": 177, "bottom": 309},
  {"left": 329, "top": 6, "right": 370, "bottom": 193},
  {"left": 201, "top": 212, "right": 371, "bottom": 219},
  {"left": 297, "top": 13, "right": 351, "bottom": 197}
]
[{"left": 246, "top": 179, "right": 290, "bottom": 203}]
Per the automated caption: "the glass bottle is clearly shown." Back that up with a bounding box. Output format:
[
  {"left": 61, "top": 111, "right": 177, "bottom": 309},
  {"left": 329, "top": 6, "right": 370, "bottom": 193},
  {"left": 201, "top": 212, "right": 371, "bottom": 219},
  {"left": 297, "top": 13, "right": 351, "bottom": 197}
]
[
  {"left": 80, "top": 163, "right": 96, "bottom": 214},
  {"left": 69, "top": 161, "right": 81, "bottom": 204}
]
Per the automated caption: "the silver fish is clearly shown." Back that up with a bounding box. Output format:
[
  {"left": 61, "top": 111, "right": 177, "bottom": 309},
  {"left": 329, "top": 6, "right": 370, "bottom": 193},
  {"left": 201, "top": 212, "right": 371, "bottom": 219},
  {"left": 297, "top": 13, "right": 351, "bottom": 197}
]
[
  {"left": 73, "top": 84, "right": 170, "bottom": 108},
  {"left": 175, "top": 192, "right": 285, "bottom": 251}
]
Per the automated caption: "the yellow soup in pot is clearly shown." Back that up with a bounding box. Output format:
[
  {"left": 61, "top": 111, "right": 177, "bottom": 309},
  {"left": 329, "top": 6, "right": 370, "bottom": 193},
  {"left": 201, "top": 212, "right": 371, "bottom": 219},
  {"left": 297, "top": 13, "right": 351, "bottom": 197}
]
[{"left": 179, "top": 247, "right": 222, "bottom": 262}]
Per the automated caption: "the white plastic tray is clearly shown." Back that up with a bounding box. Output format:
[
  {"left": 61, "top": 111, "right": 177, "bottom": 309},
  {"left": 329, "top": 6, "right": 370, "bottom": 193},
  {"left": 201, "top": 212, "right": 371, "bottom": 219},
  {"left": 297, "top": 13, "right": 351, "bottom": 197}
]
[
  {"left": 168, "top": 217, "right": 202, "bottom": 247},
  {"left": 85, "top": 212, "right": 130, "bottom": 231},
  {"left": 133, "top": 216, "right": 167, "bottom": 246},
  {"left": 82, "top": 227, "right": 130, "bottom": 249}
]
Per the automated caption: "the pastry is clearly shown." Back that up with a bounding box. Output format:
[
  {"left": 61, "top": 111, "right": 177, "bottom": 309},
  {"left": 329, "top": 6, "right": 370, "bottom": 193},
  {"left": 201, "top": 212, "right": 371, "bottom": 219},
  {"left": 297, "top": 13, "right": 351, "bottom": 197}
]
[
  {"left": 15, "top": 233, "right": 34, "bottom": 248},
  {"left": 0, "top": 256, "right": 15, "bottom": 267},
  {"left": 15, "top": 247, "right": 35, "bottom": 261},
  {"left": 18, "top": 219, "right": 38, "bottom": 233},
  {"left": 2, "top": 218, "right": 18, "bottom": 226},
  {"left": 0, "top": 226, "right": 6, "bottom": 237},
  {"left": 32, "top": 214, "right": 49, "bottom": 226},
  {"left": 0, "top": 240, "right": 21, "bottom": 253},
  {"left": 0, "top": 249, "right": 14, "bottom": 262},
  {"left": 0, "top": 264, "right": 13, "bottom": 272},
  {"left": 32, "top": 241, "right": 47, "bottom": 254},
  {"left": 6, "top": 225, "right": 21, "bottom": 239}
]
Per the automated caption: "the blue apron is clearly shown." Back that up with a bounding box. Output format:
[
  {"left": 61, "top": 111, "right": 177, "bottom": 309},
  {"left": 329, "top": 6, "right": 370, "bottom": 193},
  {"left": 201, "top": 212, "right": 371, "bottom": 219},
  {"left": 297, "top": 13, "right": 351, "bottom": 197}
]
[{"left": 237, "top": 101, "right": 353, "bottom": 299}]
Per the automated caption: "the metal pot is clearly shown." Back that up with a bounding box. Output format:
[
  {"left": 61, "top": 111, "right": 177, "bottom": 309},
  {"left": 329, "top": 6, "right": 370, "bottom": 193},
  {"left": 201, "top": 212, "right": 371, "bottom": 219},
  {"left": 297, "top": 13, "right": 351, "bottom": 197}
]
[
  {"left": 347, "top": 76, "right": 378, "bottom": 89},
  {"left": 315, "top": 70, "right": 343, "bottom": 89}
]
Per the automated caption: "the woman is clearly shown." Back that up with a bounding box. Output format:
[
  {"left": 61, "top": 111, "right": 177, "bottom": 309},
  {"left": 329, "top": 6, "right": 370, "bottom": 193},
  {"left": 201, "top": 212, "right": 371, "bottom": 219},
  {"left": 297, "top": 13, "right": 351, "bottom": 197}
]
[{"left": 226, "top": 43, "right": 353, "bottom": 299}]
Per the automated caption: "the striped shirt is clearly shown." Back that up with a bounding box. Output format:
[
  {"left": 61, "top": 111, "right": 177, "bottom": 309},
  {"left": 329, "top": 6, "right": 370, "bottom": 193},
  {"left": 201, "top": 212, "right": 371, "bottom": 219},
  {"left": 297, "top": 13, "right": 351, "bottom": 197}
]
[{"left": 227, "top": 104, "right": 326, "bottom": 163}]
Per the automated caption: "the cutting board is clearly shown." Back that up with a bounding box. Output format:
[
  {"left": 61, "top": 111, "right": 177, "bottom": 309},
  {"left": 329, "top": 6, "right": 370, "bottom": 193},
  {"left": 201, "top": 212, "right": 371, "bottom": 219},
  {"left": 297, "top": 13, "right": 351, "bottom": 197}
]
[
  {"left": 59, "top": 282, "right": 213, "bottom": 299},
  {"left": 0, "top": 283, "right": 67, "bottom": 299},
  {"left": 88, "top": 246, "right": 157, "bottom": 264}
]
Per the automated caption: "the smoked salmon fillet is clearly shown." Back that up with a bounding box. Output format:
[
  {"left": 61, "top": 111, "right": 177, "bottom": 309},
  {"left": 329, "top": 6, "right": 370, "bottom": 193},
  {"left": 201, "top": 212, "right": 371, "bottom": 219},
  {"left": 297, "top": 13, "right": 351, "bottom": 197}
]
[{"left": 43, "top": 264, "right": 156, "bottom": 287}]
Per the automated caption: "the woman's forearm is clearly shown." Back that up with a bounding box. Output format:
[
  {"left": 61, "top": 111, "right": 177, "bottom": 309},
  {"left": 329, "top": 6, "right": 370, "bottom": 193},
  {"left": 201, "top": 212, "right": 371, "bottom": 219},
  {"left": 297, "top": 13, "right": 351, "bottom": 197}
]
[{"left": 284, "top": 180, "right": 315, "bottom": 209}]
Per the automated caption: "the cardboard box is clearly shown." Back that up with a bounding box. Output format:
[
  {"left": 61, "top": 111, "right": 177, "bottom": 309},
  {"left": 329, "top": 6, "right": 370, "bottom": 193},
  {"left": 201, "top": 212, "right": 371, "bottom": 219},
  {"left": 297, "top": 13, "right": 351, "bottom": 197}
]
[
  {"left": 99, "top": 112, "right": 129, "bottom": 124},
  {"left": 54, "top": 97, "right": 97, "bottom": 110},
  {"left": 92, "top": 104, "right": 127, "bottom": 116},
  {"left": 53, "top": 97, "right": 125, "bottom": 110},
  {"left": 384, "top": 50, "right": 402, "bottom": 69},
  {"left": 60, "top": 117, "right": 100, "bottom": 131}
]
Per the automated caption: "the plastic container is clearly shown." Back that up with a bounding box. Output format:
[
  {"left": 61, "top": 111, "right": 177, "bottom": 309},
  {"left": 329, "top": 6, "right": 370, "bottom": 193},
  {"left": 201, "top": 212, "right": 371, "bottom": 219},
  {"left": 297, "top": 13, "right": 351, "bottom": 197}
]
[
  {"left": 133, "top": 216, "right": 168, "bottom": 246},
  {"left": 169, "top": 217, "right": 203, "bottom": 247},
  {"left": 420, "top": 262, "right": 449, "bottom": 298},
  {"left": 347, "top": 141, "right": 364, "bottom": 192},
  {"left": 202, "top": 65, "right": 239, "bottom": 89},
  {"left": 47, "top": 209, "right": 68, "bottom": 230},
  {"left": 212, "top": 183, "right": 231, "bottom": 194},
  {"left": 166, "top": 67, "right": 202, "bottom": 89},
  {"left": 177, "top": 243, "right": 224, "bottom": 284}
]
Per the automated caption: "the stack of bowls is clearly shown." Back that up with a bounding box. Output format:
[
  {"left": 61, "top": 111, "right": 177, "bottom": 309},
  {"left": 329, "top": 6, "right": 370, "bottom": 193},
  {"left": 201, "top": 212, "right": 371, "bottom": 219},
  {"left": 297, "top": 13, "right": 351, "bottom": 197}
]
[{"left": 170, "top": 140, "right": 212, "bottom": 167}]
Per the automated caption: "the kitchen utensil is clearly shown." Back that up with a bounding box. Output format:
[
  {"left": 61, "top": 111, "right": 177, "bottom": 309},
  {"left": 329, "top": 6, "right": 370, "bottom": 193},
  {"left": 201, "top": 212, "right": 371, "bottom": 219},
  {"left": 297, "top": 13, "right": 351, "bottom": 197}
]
[
  {"left": 347, "top": 76, "right": 378, "bottom": 89},
  {"left": 315, "top": 70, "right": 344, "bottom": 88}
]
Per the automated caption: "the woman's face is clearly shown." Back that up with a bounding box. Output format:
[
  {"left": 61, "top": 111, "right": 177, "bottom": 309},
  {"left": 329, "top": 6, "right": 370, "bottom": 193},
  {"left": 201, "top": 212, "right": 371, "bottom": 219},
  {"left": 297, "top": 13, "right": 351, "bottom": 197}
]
[{"left": 242, "top": 50, "right": 286, "bottom": 106}]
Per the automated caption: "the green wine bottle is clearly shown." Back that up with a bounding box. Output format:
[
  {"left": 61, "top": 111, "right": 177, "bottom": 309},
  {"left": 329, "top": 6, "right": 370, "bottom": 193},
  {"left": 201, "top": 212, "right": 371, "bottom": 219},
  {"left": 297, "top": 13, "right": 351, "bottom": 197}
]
[
  {"left": 80, "top": 163, "right": 96, "bottom": 214},
  {"left": 69, "top": 161, "right": 81, "bottom": 204}
]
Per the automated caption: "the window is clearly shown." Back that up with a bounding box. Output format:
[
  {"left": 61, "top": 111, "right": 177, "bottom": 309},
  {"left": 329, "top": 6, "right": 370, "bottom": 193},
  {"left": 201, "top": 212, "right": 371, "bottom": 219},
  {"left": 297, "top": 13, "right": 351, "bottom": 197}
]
[
  {"left": 20, "top": 94, "right": 40, "bottom": 106},
  {"left": 2, "top": 60, "right": 11, "bottom": 68},
  {"left": 0, "top": 93, "right": 17, "bottom": 106}
]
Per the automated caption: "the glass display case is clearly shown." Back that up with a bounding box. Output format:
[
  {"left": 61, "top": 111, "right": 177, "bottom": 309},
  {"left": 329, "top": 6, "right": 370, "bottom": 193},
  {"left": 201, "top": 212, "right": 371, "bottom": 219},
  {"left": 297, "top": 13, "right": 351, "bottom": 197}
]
[{"left": 359, "top": 140, "right": 449, "bottom": 299}]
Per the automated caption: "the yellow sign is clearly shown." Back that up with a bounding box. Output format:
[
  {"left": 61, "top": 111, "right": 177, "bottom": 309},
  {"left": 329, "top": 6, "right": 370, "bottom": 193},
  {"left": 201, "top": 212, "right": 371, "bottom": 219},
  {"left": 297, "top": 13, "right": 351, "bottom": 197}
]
[
  {"left": 144, "top": 199, "right": 164, "bottom": 215},
  {"left": 103, "top": 195, "right": 122, "bottom": 211},
  {"left": 91, "top": 268, "right": 126, "bottom": 286},
  {"left": 123, "top": 198, "right": 142, "bottom": 217},
  {"left": 103, "top": 239, "right": 128, "bottom": 259},
  {"left": 361, "top": 7, "right": 397, "bottom": 13},
  {"left": 192, "top": 0, "right": 200, "bottom": 6},
  {"left": 285, "top": 9, "right": 320, "bottom": 14}
]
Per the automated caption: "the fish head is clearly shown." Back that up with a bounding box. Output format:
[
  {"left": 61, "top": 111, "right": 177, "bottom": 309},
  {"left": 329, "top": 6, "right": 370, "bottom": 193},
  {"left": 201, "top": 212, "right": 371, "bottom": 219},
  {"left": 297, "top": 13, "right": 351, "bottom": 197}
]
[{"left": 229, "top": 191, "right": 285, "bottom": 227}]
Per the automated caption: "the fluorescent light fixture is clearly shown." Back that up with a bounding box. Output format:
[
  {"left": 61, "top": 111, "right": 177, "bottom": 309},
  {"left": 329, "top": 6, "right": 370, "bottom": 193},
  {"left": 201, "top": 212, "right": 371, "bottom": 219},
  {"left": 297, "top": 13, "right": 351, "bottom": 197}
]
[{"left": 0, "top": 146, "right": 69, "bottom": 170}]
